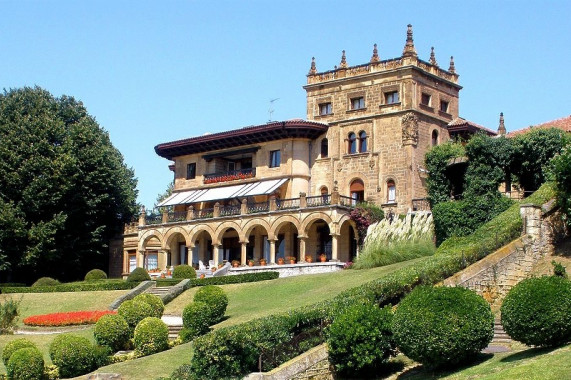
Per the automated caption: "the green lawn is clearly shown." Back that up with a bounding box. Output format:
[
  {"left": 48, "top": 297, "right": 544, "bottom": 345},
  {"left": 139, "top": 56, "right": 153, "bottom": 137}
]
[
  {"left": 0, "top": 290, "right": 126, "bottom": 327},
  {"left": 397, "top": 344, "right": 571, "bottom": 380}
]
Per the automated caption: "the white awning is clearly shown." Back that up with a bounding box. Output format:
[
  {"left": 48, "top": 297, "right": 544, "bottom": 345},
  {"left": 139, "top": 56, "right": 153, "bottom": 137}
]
[{"left": 158, "top": 178, "right": 288, "bottom": 207}]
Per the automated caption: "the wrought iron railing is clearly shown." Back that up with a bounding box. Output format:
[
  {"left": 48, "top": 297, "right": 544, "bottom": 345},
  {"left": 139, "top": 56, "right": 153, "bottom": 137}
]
[
  {"left": 339, "top": 195, "right": 354, "bottom": 207},
  {"left": 306, "top": 195, "right": 331, "bottom": 207},
  {"left": 247, "top": 201, "right": 269, "bottom": 214},
  {"left": 168, "top": 211, "right": 187, "bottom": 222},
  {"left": 146, "top": 213, "right": 162, "bottom": 225},
  {"left": 276, "top": 198, "right": 300, "bottom": 210},
  {"left": 219, "top": 205, "right": 241, "bottom": 217},
  {"left": 194, "top": 208, "right": 214, "bottom": 219},
  {"left": 411, "top": 198, "right": 431, "bottom": 212}
]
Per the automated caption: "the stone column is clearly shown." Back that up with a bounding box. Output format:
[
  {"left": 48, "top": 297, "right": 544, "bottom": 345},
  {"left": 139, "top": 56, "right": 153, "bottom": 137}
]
[
  {"left": 138, "top": 206, "right": 146, "bottom": 226},
  {"left": 122, "top": 250, "right": 129, "bottom": 274},
  {"left": 240, "top": 242, "right": 248, "bottom": 265},
  {"left": 138, "top": 249, "right": 145, "bottom": 268},
  {"left": 269, "top": 196, "right": 277, "bottom": 211},
  {"left": 331, "top": 233, "right": 339, "bottom": 261},
  {"left": 187, "top": 206, "right": 194, "bottom": 221},
  {"left": 212, "top": 243, "right": 220, "bottom": 265},
  {"left": 269, "top": 239, "right": 277, "bottom": 264},
  {"left": 186, "top": 244, "right": 194, "bottom": 268},
  {"left": 162, "top": 210, "right": 168, "bottom": 224},
  {"left": 213, "top": 202, "right": 220, "bottom": 218},
  {"left": 298, "top": 236, "right": 308, "bottom": 259},
  {"left": 241, "top": 199, "right": 248, "bottom": 215},
  {"left": 299, "top": 192, "right": 307, "bottom": 208}
]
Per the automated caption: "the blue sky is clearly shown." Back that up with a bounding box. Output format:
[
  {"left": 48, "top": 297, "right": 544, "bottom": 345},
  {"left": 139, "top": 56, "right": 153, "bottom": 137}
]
[{"left": 2, "top": 1, "right": 570, "bottom": 208}]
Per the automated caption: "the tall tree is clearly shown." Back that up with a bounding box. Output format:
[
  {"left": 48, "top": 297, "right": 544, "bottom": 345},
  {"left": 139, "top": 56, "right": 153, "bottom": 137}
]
[{"left": 0, "top": 87, "right": 138, "bottom": 282}]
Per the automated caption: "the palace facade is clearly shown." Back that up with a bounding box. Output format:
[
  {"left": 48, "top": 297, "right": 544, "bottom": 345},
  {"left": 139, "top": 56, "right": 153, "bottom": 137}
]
[{"left": 119, "top": 25, "right": 494, "bottom": 275}]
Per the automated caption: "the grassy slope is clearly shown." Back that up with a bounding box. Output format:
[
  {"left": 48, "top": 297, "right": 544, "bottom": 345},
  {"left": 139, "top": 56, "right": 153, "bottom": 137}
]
[
  {"left": 93, "top": 259, "right": 425, "bottom": 379},
  {"left": 398, "top": 344, "right": 571, "bottom": 380}
]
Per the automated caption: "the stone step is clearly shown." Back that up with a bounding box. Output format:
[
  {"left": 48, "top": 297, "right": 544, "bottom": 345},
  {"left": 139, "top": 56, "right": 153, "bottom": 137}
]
[{"left": 168, "top": 324, "right": 183, "bottom": 340}]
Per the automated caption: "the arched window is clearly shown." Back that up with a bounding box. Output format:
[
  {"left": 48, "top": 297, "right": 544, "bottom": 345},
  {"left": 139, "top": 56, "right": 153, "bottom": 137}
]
[
  {"left": 359, "top": 131, "right": 367, "bottom": 153},
  {"left": 348, "top": 133, "right": 357, "bottom": 154},
  {"left": 320, "top": 186, "right": 328, "bottom": 195},
  {"left": 387, "top": 180, "right": 396, "bottom": 203},
  {"left": 321, "top": 138, "right": 328, "bottom": 158},
  {"left": 320, "top": 186, "right": 329, "bottom": 203},
  {"left": 350, "top": 179, "right": 365, "bottom": 205},
  {"left": 431, "top": 130, "right": 439, "bottom": 147}
]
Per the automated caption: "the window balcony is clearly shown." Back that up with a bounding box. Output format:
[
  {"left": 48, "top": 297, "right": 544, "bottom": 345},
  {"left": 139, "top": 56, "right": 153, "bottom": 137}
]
[{"left": 203, "top": 168, "right": 256, "bottom": 184}]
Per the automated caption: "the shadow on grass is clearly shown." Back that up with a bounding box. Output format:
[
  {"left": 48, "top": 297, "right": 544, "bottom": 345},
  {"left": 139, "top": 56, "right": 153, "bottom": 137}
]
[
  {"left": 397, "top": 353, "right": 494, "bottom": 379},
  {"left": 333, "top": 360, "right": 407, "bottom": 379},
  {"left": 500, "top": 346, "right": 558, "bottom": 363}
]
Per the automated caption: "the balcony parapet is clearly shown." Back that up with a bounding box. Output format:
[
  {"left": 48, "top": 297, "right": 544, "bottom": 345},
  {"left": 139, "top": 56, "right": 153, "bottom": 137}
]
[
  {"left": 129, "top": 190, "right": 354, "bottom": 232},
  {"left": 203, "top": 168, "right": 255, "bottom": 184}
]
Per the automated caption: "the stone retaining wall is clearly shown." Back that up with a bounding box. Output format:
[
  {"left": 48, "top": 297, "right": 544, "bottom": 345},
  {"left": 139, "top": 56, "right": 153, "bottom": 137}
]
[{"left": 443, "top": 200, "right": 565, "bottom": 305}]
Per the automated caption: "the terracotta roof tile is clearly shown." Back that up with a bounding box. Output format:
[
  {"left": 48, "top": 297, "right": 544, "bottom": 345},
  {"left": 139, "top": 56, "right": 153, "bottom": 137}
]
[
  {"left": 448, "top": 117, "right": 498, "bottom": 136},
  {"left": 506, "top": 115, "right": 571, "bottom": 137}
]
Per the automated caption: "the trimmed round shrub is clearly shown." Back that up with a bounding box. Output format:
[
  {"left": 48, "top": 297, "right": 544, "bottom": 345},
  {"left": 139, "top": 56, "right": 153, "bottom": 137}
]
[
  {"left": 49, "top": 334, "right": 96, "bottom": 378},
  {"left": 2, "top": 338, "right": 38, "bottom": 366},
  {"left": 181, "top": 302, "right": 212, "bottom": 342},
  {"left": 31, "top": 277, "right": 59, "bottom": 287},
  {"left": 84, "top": 269, "right": 107, "bottom": 281},
  {"left": 6, "top": 347, "right": 44, "bottom": 380},
  {"left": 117, "top": 299, "right": 154, "bottom": 331},
  {"left": 133, "top": 293, "right": 165, "bottom": 318},
  {"left": 94, "top": 313, "right": 131, "bottom": 351},
  {"left": 392, "top": 286, "right": 493, "bottom": 368},
  {"left": 133, "top": 317, "right": 169, "bottom": 356},
  {"left": 327, "top": 302, "right": 395, "bottom": 375},
  {"left": 193, "top": 285, "right": 228, "bottom": 323},
  {"left": 501, "top": 276, "right": 571, "bottom": 347},
  {"left": 126, "top": 267, "right": 151, "bottom": 282},
  {"left": 172, "top": 264, "right": 197, "bottom": 279}
]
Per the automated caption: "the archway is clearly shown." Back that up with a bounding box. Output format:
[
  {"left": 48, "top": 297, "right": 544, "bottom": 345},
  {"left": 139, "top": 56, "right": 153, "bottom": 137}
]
[
  {"left": 190, "top": 229, "right": 214, "bottom": 268},
  {"left": 274, "top": 221, "right": 299, "bottom": 262},
  {"left": 219, "top": 227, "right": 241, "bottom": 263},
  {"left": 304, "top": 218, "right": 332, "bottom": 261},
  {"left": 244, "top": 225, "right": 270, "bottom": 264},
  {"left": 338, "top": 219, "right": 358, "bottom": 262}
]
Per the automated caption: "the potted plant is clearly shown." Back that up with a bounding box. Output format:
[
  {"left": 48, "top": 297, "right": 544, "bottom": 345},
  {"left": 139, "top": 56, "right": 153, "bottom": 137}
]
[
  {"left": 277, "top": 257, "right": 285, "bottom": 265},
  {"left": 199, "top": 273, "right": 205, "bottom": 279},
  {"left": 305, "top": 255, "right": 313, "bottom": 263},
  {"left": 259, "top": 258, "right": 267, "bottom": 266},
  {"left": 211, "top": 267, "right": 217, "bottom": 273},
  {"left": 248, "top": 259, "right": 255, "bottom": 267},
  {"left": 287, "top": 256, "right": 296, "bottom": 264},
  {"left": 320, "top": 253, "right": 327, "bottom": 262},
  {"left": 231, "top": 260, "right": 240, "bottom": 268}
]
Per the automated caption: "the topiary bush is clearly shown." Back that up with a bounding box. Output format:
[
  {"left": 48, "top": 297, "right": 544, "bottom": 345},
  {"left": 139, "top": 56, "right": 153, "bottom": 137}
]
[
  {"left": 392, "top": 286, "right": 493, "bottom": 368},
  {"left": 193, "top": 285, "right": 228, "bottom": 323},
  {"left": 181, "top": 302, "right": 213, "bottom": 342},
  {"left": 6, "top": 347, "right": 44, "bottom": 380},
  {"left": 327, "top": 302, "right": 395, "bottom": 375},
  {"left": 117, "top": 299, "right": 154, "bottom": 332},
  {"left": 94, "top": 313, "right": 131, "bottom": 352},
  {"left": 126, "top": 267, "right": 151, "bottom": 282},
  {"left": 133, "top": 293, "right": 165, "bottom": 318},
  {"left": 501, "top": 276, "right": 571, "bottom": 347},
  {"left": 2, "top": 338, "right": 38, "bottom": 366},
  {"left": 49, "top": 334, "right": 96, "bottom": 378},
  {"left": 133, "top": 317, "right": 169, "bottom": 356},
  {"left": 172, "top": 264, "right": 197, "bottom": 279},
  {"left": 31, "top": 277, "right": 60, "bottom": 287},
  {"left": 84, "top": 269, "right": 108, "bottom": 281}
]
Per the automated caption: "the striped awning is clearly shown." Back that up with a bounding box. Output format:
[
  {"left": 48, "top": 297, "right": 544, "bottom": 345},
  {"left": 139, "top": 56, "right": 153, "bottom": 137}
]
[{"left": 158, "top": 178, "right": 288, "bottom": 207}]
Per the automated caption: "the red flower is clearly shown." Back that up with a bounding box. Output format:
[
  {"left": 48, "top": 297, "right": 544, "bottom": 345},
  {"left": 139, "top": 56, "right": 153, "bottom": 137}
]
[{"left": 23, "top": 310, "right": 117, "bottom": 327}]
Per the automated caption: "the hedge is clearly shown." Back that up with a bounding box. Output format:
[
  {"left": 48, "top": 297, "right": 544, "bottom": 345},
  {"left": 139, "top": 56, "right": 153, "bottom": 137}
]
[
  {"left": 133, "top": 317, "right": 169, "bottom": 356},
  {"left": 49, "top": 334, "right": 97, "bottom": 378},
  {"left": 183, "top": 183, "right": 556, "bottom": 378},
  {"left": 1, "top": 279, "right": 138, "bottom": 294},
  {"left": 84, "top": 269, "right": 108, "bottom": 281},
  {"left": 2, "top": 339, "right": 38, "bottom": 366},
  {"left": 187, "top": 271, "right": 279, "bottom": 288},
  {"left": 193, "top": 286, "right": 228, "bottom": 323},
  {"left": 6, "top": 347, "right": 44, "bottom": 380}
]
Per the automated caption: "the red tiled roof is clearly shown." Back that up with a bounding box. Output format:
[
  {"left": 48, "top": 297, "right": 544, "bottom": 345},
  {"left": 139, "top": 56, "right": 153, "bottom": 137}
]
[
  {"left": 447, "top": 117, "right": 497, "bottom": 136},
  {"left": 155, "top": 120, "right": 328, "bottom": 160},
  {"left": 506, "top": 115, "right": 571, "bottom": 137}
]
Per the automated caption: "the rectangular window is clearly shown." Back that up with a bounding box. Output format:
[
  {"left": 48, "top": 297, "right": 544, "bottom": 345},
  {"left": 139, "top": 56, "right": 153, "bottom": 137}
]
[
  {"left": 319, "top": 102, "right": 332, "bottom": 115},
  {"left": 145, "top": 252, "right": 158, "bottom": 270},
  {"left": 385, "top": 91, "right": 399, "bottom": 104},
  {"left": 186, "top": 163, "right": 196, "bottom": 179},
  {"left": 128, "top": 254, "right": 136, "bottom": 273},
  {"left": 269, "top": 150, "right": 281, "bottom": 168},
  {"left": 228, "top": 162, "right": 236, "bottom": 172},
  {"left": 350, "top": 97, "right": 365, "bottom": 110},
  {"left": 421, "top": 93, "right": 432, "bottom": 106},
  {"left": 440, "top": 100, "right": 449, "bottom": 113}
]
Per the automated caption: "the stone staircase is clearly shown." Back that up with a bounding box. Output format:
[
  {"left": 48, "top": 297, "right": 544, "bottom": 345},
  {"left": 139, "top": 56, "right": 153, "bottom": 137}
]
[
  {"left": 492, "top": 318, "right": 511, "bottom": 344},
  {"left": 146, "top": 286, "right": 171, "bottom": 298},
  {"left": 168, "top": 323, "right": 183, "bottom": 340}
]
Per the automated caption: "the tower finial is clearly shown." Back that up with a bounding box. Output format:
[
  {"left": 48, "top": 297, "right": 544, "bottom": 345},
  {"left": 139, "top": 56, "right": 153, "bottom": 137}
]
[
  {"left": 308, "top": 57, "right": 317, "bottom": 75},
  {"left": 429, "top": 47, "right": 438, "bottom": 66},
  {"left": 498, "top": 112, "right": 506, "bottom": 136},
  {"left": 402, "top": 24, "right": 417, "bottom": 57},
  {"left": 339, "top": 50, "right": 347, "bottom": 68},
  {"left": 448, "top": 56, "right": 456, "bottom": 73},
  {"left": 370, "top": 43, "right": 380, "bottom": 63}
]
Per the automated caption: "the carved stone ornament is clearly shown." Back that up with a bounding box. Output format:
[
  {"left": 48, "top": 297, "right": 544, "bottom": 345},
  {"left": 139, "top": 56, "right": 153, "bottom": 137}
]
[
  {"left": 401, "top": 112, "right": 419, "bottom": 145},
  {"left": 337, "top": 162, "right": 343, "bottom": 172},
  {"left": 369, "top": 159, "right": 375, "bottom": 168}
]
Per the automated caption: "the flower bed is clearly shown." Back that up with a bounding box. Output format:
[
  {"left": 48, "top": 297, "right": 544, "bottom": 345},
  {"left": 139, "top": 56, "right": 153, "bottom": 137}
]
[{"left": 23, "top": 310, "right": 117, "bottom": 327}]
